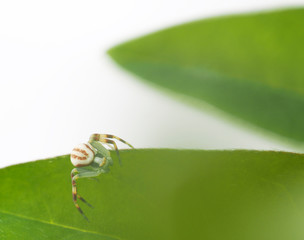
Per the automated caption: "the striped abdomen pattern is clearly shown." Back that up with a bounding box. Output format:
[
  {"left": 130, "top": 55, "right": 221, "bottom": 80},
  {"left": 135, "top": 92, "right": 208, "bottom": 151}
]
[{"left": 71, "top": 143, "right": 95, "bottom": 167}]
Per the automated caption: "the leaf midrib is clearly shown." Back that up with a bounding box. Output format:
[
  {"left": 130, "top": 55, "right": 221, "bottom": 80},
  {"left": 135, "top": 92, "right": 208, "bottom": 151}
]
[{"left": 0, "top": 209, "right": 123, "bottom": 240}]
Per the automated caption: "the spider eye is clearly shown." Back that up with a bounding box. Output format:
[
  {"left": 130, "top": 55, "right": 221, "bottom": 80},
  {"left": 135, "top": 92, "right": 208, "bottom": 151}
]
[{"left": 70, "top": 143, "right": 95, "bottom": 167}]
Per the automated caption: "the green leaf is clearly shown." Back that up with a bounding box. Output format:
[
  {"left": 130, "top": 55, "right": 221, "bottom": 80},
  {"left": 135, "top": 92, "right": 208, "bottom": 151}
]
[
  {"left": 1, "top": 150, "right": 304, "bottom": 239},
  {"left": 108, "top": 8, "right": 304, "bottom": 143}
]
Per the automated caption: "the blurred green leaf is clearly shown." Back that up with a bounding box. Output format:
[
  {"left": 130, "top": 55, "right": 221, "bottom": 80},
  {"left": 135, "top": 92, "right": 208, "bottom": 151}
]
[
  {"left": 1, "top": 150, "right": 304, "bottom": 239},
  {"left": 108, "top": 8, "right": 304, "bottom": 143}
]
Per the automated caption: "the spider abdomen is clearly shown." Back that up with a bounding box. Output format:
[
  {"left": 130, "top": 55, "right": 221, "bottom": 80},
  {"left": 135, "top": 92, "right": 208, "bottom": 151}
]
[{"left": 71, "top": 143, "right": 95, "bottom": 167}]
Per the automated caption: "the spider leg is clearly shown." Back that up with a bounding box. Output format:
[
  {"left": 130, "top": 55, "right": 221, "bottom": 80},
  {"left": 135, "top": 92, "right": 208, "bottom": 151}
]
[
  {"left": 104, "top": 143, "right": 114, "bottom": 150},
  {"left": 71, "top": 169, "right": 88, "bottom": 221},
  {"left": 89, "top": 138, "right": 120, "bottom": 165},
  {"left": 97, "top": 138, "right": 122, "bottom": 165},
  {"left": 71, "top": 169, "right": 100, "bottom": 221},
  {"left": 90, "top": 134, "right": 134, "bottom": 149},
  {"left": 72, "top": 169, "right": 92, "bottom": 205},
  {"left": 99, "top": 157, "right": 107, "bottom": 167}
]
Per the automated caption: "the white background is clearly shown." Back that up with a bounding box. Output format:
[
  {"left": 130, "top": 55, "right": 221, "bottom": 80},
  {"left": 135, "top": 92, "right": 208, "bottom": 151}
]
[{"left": 0, "top": 0, "right": 303, "bottom": 168}]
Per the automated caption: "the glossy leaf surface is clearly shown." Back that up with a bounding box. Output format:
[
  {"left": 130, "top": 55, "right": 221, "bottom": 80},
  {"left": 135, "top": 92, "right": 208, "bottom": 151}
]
[{"left": 1, "top": 150, "right": 304, "bottom": 239}]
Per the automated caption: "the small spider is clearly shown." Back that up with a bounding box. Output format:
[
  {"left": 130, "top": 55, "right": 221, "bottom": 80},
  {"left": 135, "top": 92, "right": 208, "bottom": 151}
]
[{"left": 70, "top": 133, "right": 134, "bottom": 221}]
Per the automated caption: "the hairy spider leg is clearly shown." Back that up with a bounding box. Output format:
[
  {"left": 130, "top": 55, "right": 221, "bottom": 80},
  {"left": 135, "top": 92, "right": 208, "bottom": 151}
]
[
  {"left": 71, "top": 169, "right": 100, "bottom": 221},
  {"left": 90, "top": 134, "right": 134, "bottom": 149}
]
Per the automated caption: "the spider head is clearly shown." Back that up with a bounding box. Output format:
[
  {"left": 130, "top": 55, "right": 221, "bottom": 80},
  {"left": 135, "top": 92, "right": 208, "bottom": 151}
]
[{"left": 70, "top": 143, "right": 95, "bottom": 167}]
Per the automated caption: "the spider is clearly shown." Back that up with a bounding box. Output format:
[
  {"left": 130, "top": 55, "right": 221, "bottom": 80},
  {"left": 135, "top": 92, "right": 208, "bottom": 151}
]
[{"left": 70, "top": 133, "right": 134, "bottom": 221}]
